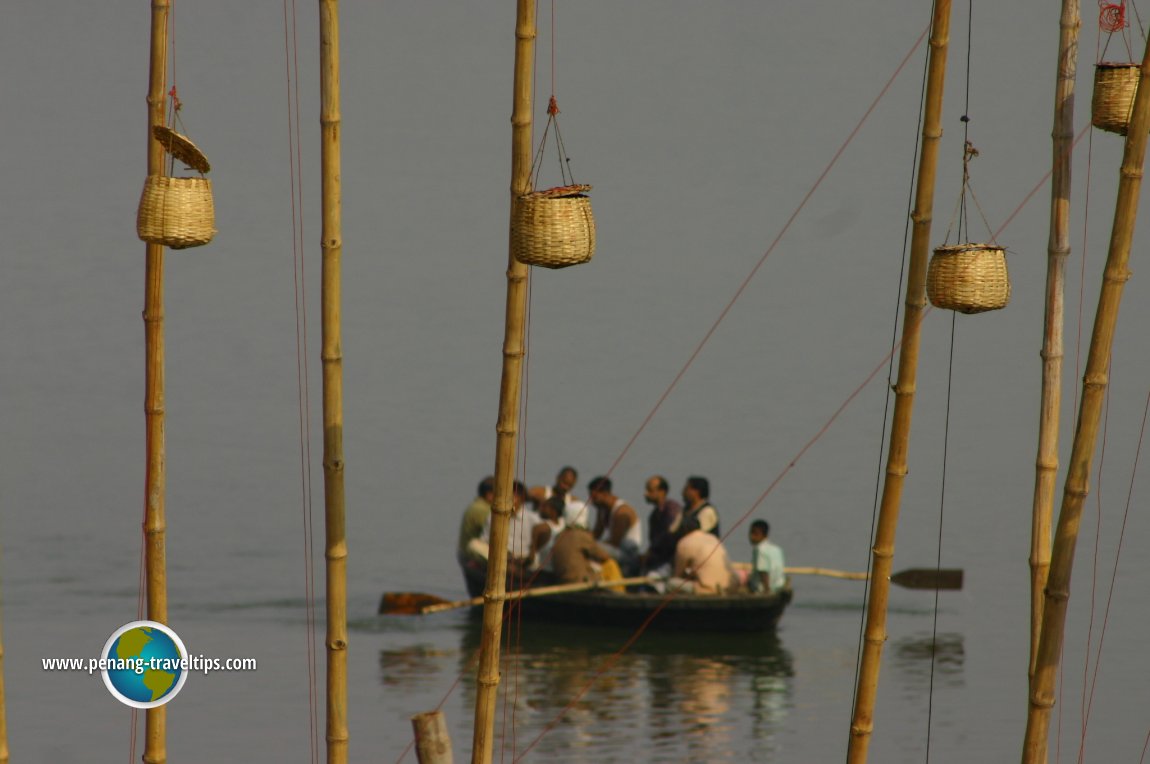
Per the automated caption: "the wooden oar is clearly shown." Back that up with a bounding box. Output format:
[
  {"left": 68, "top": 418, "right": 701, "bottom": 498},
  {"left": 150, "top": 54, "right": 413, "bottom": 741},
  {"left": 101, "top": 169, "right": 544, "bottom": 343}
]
[
  {"left": 380, "top": 576, "right": 653, "bottom": 616},
  {"left": 726, "top": 562, "right": 962, "bottom": 590},
  {"left": 783, "top": 565, "right": 963, "bottom": 590}
]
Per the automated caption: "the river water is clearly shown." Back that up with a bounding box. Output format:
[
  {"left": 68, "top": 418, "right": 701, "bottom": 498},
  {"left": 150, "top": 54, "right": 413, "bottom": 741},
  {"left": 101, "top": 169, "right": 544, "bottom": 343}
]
[{"left": 5, "top": 1, "right": 1150, "bottom": 761}]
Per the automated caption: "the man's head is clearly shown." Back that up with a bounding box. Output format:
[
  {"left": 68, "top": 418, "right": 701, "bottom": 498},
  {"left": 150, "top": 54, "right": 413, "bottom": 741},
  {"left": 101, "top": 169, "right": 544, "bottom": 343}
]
[
  {"left": 587, "top": 476, "right": 612, "bottom": 508},
  {"left": 644, "top": 475, "right": 669, "bottom": 506},
  {"left": 682, "top": 475, "right": 710, "bottom": 505},
  {"left": 749, "top": 519, "right": 769, "bottom": 544},
  {"left": 477, "top": 476, "right": 495, "bottom": 502},
  {"left": 512, "top": 480, "right": 527, "bottom": 509},
  {"left": 540, "top": 495, "right": 564, "bottom": 523},
  {"left": 555, "top": 466, "right": 578, "bottom": 495}
]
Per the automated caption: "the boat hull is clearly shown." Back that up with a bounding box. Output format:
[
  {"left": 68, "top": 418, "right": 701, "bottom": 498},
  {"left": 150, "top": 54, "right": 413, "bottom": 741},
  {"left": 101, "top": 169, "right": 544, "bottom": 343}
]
[{"left": 461, "top": 565, "right": 792, "bottom": 632}]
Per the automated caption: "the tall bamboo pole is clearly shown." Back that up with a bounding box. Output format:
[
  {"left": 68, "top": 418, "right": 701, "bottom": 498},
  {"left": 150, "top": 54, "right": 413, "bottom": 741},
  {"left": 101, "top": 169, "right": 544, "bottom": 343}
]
[
  {"left": 318, "top": 2, "right": 348, "bottom": 763},
  {"left": 1021, "top": 34, "right": 1150, "bottom": 764},
  {"left": 143, "top": 0, "right": 170, "bottom": 761},
  {"left": 1029, "top": 0, "right": 1079, "bottom": 684},
  {"left": 469, "top": 2, "right": 535, "bottom": 762},
  {"left": 846, "top": 1, "right": 952, "bottom": 760}
]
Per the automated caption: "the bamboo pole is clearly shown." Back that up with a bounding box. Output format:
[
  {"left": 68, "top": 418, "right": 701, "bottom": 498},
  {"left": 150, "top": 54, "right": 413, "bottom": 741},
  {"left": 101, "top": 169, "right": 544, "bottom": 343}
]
[
  {"left": 412, "top": 711, "right": 453, "bottom": 764},
  {"left": 1029, "top": 0, "right": 1079, "bottom": 685},
  {"left": 846, "top": 1, "right": 952, "bottom": 760},
  {"left": 1021, "top": 33, "right": 1150, "bottom": 764},
  {"left": 318, "top": 2, "right": 348, "bottom": 763},
  {"left": 469, "top": 2, "right": 535, "bottom": 763},
  {"left": 143, "top": 0, "right": 170, "bottom": 761}
]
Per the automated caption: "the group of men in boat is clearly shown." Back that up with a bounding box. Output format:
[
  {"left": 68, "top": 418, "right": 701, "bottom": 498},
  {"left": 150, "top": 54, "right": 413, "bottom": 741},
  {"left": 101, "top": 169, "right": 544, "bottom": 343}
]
[{"left": 456, "top": 466, "right": 786, "bottom": 596}]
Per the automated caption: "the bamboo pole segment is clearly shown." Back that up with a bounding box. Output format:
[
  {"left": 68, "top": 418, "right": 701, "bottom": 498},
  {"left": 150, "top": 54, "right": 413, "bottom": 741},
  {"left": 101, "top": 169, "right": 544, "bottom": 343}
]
[
  {"left": 846, "top": 1, "right": 952, "bottom": 761},
  {"left": 469, "top": 2, "right": 536, "bottom": 763},
  {"left": 412, "top": 711, "right": 453, "bottom": 764},
  {"left": 318, "top": 2, "right": 349, "bottom": 763},
  {"left": 143, "top": 0, "right": 170, "bottom": 761},
  {"left": 1029, "top": 0, "right": 1080, "bottom": 685},
  {"left": 1021, "top": 33, "right": 1150, "bottom": 764}
]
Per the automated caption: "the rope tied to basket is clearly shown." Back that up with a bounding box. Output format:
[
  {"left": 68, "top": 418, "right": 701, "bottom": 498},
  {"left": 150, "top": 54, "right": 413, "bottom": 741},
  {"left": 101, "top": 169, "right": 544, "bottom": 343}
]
[
  {"left": 929, "top": 141, "right": 1010, "bottom": 314},
  {"left": 511, "top": 95, "right": 596, "bottom": 268},
  {"left": 529, "top": 96, "right": 580, "bottom": 194}
]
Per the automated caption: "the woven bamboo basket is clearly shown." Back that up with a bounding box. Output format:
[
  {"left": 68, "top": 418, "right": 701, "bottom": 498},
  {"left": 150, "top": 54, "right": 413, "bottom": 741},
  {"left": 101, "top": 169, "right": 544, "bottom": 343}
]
[
  {"left": 927, "top": 243, "right": 1010, "bottom": 314},
  {"left": 137, "top": 175, "right": 216, "bottom": 249},
  {"left": 1092, "top": 63, "right": 1141, "bottom": 135},
  {"left": 136, "top": 126, "right": 216, "bottom": 248},
  {"left": 512, "top": 184, "right": 595, "bottom": 269}
]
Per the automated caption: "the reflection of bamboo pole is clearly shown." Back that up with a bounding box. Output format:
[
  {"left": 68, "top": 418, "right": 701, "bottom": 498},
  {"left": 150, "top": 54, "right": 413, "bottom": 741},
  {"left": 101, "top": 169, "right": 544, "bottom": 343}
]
[
  {"left": 470, "top": 2, "right": 535, "bottom": 763},
  {"left": 1029, "top": 0, "right": 1079, "bottom": 683},
  {"left": 1022, "top": 34, "right": 1150, "bottom": 764},
  {"left": 846, "top": 0, "right": 952, "bottom": 761},
  {"left": 319, "top": 2, "right": 348, "bottom": 763},
  {"left": 144, "top": 0, "right": 170, "bottom": 761}
]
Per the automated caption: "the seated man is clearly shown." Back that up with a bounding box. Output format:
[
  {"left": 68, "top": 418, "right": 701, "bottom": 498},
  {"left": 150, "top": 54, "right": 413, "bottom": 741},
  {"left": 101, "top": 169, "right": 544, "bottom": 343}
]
[
  {"left": 672, "top": 528, "right": 736, "bottom": 594},
  {"left": 747, "top": 519, "right": 787, "bottom": 594},
  {"left": 549, "top": 524, "right": 610, "bottom": 584},
  {"left": 587, "top": 476, "right": 642, "bottom": 577},
  {"left": 481, "top": 481, "right": 542, "bottom": 581}
]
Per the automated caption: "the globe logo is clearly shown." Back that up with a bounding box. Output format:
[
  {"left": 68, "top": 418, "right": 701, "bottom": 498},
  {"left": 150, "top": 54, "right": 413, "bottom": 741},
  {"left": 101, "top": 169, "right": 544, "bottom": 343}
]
[{"left": 100, "top": 620, "right": 189, "bottom": 709}]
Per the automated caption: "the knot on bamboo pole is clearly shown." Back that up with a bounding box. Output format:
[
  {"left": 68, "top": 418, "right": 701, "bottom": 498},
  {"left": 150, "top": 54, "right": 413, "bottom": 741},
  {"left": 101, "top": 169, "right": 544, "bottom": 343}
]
[
  {"left": 864, "top": 633, "right": 887, "bottom": 646},
  {"left": 850, "top": 722, "right": 875, "bottom": 736},
  {"left": 142, "top": 310, "right": 165, "bottom": 323},
  {"left": 1121, "top": 167, "right": 1145, "bottom": 180},
  {"left": 505, "top": 268, "right": 528, "bottom": 284},
  {"left": 1043, "top": 585, "right": 1070, "bottom": 602},
  {"left": 476, "top": 675, "right": 501, "bottom": 688},
  {"left": 1103, "top": 267, "right": 1133, "bottom": 283},
  {"left": 1035, "top": 457, "right": 1059, "bottom": 473},
  {"left": 891, "top": 381, "right": 916, "bottom": 395},
  {"left": 885, "top": 464, "right": 909, "bottom": 478},
  {"left": 327, "top": 638, "right": 348, "bottom": 651},
  {"left": 1028, "top": 694, "right": 1056, "bottom": 709}
]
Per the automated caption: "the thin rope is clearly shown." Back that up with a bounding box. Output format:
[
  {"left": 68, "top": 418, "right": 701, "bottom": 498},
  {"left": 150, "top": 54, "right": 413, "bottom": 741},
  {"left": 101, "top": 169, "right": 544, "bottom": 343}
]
[
  {"left": 851, "top": 7, "right": 931, "bottom": 728},
  {"left": 925, "top": 312, "right": 957, "bottom": 763},
  {"left": 925, "top": 4, "right": 974, "bottom": 758},
  {"left": 1075, "top": 361, "right": 1111, "bottom": 763},
  {"left": 1080, "top": 380, "right": 1150, "bottom": 758},
  {"left": 282, "top": 0, "right": 320, "bottom": 760},
  {"left": 600, "top": 22, "right": 931, "bottom": 484}
]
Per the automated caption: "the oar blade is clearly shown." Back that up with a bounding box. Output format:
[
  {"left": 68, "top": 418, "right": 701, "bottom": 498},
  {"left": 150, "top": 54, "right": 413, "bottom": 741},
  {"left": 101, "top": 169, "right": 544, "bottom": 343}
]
[
  {"left": 379, "top": 592, "right": 451, "bottom": 615},
  {"left": 890, "top": 568, "right": 963, "bottom": 590}
]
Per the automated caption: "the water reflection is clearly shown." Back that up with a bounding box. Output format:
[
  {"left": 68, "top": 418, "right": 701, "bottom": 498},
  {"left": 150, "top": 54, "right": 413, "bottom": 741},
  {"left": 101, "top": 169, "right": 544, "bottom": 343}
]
[
  {"left": 891, "top": 631, "right": 965, "bottom": 689},
  {"left": 426, "top": 620, "right": 797, "bottom": 761}
]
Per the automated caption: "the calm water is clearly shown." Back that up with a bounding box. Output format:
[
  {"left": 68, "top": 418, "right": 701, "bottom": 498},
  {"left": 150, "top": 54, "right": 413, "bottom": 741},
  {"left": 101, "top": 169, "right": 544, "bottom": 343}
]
[{"left": 6, "top": 1, "right": 1150, "bottom": 761}]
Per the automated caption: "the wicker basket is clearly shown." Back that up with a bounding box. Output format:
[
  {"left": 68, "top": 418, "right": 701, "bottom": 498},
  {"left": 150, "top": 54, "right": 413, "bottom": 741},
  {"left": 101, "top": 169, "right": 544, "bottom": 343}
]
[
  {"left": 136, "top": 126, "right": 216, "bottom": 248},
  {"left": 927, "top": 244, "right": 1010, "bottom": 314},
  {"left": 511, "top": 184, "right": 595, "bottom": 269},
  {"left": 136, "top": 175, "right": 217, "bottom": 249},
  {"left": 1092, "top": 63, "right": 1141, "bottom": 135}
]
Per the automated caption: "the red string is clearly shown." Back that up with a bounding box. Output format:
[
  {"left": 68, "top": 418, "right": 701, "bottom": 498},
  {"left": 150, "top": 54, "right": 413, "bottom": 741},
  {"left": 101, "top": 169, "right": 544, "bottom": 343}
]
[{"left": 1099, "top": 0, "right": 1127, "bottom": 33}]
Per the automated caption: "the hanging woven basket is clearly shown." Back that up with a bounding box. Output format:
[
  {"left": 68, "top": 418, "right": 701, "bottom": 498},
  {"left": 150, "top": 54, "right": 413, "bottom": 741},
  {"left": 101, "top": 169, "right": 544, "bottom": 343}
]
[
  {"left": 511, "top": 184, "right": 596, "bottom": 269},
  {"left": 927, "top": 243, "right": 1010, "bottom": 314},
  {"left": 136, "top": 125, "right": 216, "bottom": 249},
  {"left": 1092, "top": 63, "right": 1141, "bottom": 135}
]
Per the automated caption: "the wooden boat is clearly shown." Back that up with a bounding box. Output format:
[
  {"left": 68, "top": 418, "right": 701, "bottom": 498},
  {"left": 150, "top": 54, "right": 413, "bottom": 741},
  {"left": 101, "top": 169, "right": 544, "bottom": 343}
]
[{"left": 460, "top": 565, "right": 792, "bottom": 633}]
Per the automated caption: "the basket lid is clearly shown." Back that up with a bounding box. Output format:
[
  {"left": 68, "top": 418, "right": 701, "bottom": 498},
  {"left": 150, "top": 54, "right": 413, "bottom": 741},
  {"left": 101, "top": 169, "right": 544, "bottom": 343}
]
[
  {"left": 153, "top": 125, "right": 211, "bottom": 173},
  {"left": 525, "top": 183, "right": 592, "bottom": 199}
]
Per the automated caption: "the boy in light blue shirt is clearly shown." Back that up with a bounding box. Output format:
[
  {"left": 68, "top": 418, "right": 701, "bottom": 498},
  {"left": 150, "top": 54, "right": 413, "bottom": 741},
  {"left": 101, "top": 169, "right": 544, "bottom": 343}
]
[{"left": 748, "top": 519, "right": 786, "bottom": 594}]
